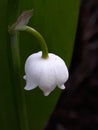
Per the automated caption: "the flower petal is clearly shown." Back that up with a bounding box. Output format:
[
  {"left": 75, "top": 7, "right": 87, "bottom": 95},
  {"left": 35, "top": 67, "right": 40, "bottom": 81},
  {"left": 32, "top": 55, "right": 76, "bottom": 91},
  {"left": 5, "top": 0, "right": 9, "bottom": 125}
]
[
  {"left": 23, "top": 75, "right": 26, "bottom": 80},
  {"left": 58, "top": 84, "right": 65, "bottom": 89},
  {"left": 24, "top": 84, "right": 37, "bottom": 90},
  {"left": 23, "top": 75, "right": 37, "bottom": 90},
  {"left": 44, "top": 91, "right": 51, "bottom": 96}
]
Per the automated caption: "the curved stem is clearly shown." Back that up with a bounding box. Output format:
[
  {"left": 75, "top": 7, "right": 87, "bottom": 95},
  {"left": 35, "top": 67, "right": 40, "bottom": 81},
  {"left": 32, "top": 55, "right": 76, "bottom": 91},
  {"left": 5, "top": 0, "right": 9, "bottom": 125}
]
[{"left": 23, "top": 26, "right": 49, "bottom": 59}]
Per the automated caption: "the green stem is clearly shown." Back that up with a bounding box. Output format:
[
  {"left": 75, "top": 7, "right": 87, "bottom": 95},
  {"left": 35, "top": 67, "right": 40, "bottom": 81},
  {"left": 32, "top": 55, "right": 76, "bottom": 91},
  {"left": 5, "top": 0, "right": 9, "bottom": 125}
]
[
  {"left": 9, "top": 18, "right": 48, "bottom": 130},
  {"left": 10, "top": 32, "right": 29, "bottom": 130},
  {"left": 23, "top": 25, "right": 49, "bottom": 59}
]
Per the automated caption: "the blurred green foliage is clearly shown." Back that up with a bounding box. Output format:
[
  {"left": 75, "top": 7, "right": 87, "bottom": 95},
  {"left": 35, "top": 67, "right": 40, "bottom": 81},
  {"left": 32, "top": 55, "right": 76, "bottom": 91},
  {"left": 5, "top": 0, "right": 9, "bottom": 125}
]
[{"left": 0, "top": 0, "right": 80, "bottom": 130}]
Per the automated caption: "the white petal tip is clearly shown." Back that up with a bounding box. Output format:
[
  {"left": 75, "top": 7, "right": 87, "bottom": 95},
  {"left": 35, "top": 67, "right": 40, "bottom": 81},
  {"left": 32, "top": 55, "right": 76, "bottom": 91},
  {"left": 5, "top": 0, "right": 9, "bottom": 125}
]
[
  {"left": 24, "top": 86, "right": 32, "bottom": 90},
  {"left": 59, "top": 85, "right": 66, "bottom": 90},
  {"left": 44, "top": 92, "right": 50, "bottom": 96},
  {"left": 24, "top": 84, "right": 37, "bottom": 91},
  {"left": 23, "top": 75, "right": 26, "bottom": 80}
]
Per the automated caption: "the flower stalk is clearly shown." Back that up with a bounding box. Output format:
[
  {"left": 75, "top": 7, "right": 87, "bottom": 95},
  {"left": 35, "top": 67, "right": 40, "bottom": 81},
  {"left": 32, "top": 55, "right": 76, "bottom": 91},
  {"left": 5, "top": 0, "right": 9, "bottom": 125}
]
[
  {"left": 21, "top": 25, "right": 48, "bottom": 59},
  {"left": 9, "top": 10, "right": 49, "bottom": 59},
  {"left": 9, "top": 31, "right": 29, "bottom": 130}
]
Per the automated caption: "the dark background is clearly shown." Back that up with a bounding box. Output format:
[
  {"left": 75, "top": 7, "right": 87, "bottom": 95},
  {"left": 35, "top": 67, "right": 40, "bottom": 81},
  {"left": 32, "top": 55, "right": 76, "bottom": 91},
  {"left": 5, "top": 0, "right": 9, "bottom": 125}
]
[{"left": 45, "top": 0, "right": 98, "bottom": 130}]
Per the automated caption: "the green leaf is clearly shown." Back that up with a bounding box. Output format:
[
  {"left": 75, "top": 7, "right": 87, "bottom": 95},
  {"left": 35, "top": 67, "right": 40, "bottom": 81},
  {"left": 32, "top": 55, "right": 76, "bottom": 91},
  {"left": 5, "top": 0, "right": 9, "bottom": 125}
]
[{"left": 0, "top": 0, "right": 80, "bottom": 130}]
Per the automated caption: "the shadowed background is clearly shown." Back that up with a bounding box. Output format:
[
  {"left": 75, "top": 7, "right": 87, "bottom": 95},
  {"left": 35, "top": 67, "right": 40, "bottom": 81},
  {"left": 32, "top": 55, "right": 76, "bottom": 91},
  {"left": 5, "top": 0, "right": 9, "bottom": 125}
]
[{"left": 45, "top": 0, "right": 98, "bottom": 130}]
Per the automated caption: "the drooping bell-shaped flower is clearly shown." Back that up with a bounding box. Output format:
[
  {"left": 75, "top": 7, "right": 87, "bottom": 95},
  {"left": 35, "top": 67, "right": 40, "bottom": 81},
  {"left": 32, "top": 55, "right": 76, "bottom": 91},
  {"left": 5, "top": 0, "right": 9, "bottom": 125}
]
[
  {"left": 9, "top": 10, "right": 69, "bottom": 96},
  {"left": 23, "top": 51, "right": 69, "bottom": 96}
]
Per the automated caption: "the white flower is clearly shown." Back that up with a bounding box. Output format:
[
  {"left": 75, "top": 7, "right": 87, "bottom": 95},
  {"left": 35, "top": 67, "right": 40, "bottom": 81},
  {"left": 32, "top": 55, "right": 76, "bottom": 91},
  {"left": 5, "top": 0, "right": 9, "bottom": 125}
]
[{"left": 23, "top": 51, "right": 69, "bottom": 96}]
